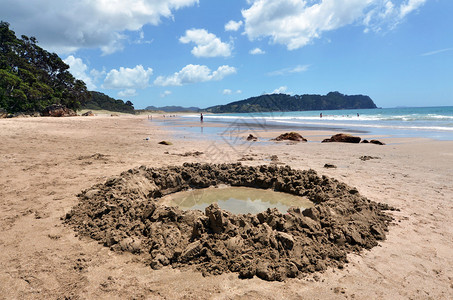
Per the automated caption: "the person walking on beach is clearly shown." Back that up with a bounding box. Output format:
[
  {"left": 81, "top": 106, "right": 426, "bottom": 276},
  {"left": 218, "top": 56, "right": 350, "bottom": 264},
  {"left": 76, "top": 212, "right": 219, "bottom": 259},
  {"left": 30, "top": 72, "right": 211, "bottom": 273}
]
[
  {"left": 320, "top": 113, "right": 322, "bottom": 118},
  {"left": 200, "top": 113, "right": 204, "bottom": 122}
]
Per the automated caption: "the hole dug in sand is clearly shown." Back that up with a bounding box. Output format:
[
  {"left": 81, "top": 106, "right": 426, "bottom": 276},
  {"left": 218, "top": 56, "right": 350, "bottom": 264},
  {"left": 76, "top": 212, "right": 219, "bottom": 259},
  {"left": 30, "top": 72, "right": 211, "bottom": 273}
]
[{"left": 65, "top": 163, "right": 393, "bottom": 281}]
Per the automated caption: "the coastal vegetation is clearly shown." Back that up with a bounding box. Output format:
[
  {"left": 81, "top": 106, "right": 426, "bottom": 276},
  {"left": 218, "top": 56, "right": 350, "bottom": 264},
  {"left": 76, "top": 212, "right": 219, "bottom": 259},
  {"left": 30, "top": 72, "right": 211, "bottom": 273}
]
[
  {"left": 205, "top": 92, "right": 377, "bottom": 113},
  {"left": 0, "top": 21, "right": 89, "bottom": 114},
  {"left": 84, "top": 91, "right": 135, "bottom": 114},
  {"left": 0, "top": 21, "right": 134, "bottom": 115}
]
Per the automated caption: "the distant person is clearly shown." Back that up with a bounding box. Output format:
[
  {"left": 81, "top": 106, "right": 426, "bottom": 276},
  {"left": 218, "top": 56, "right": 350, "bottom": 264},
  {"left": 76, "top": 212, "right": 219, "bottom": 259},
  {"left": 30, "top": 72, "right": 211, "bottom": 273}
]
[
  {"left": 200, "top": 113, "right": 204, "bottom": 122},
  {"left": 357, "top": 113, "right": 360, "bottom": 117},
  {"left": 320, "top": 113, "right": 322, "bottom": 118}
]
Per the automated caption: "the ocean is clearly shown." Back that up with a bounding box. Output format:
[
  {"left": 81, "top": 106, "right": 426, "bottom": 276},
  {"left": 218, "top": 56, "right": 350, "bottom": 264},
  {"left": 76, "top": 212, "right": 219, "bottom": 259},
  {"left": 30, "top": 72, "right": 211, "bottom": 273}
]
[{"left": 181, "top": 106, "right": 453, "bottom": 141}]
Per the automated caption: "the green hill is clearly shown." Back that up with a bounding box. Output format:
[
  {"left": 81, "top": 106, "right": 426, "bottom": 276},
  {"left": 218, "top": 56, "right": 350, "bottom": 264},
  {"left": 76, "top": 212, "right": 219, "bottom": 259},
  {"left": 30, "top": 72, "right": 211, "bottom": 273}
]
[
  {"left": 205, "top": 92, "right": 377, "bottom": 113},
  {"left": 144, "top": 105, "right": 199, "bottom": 112},
  {"left": 84, "top": 91, "right": 134, "bottom": 113}
]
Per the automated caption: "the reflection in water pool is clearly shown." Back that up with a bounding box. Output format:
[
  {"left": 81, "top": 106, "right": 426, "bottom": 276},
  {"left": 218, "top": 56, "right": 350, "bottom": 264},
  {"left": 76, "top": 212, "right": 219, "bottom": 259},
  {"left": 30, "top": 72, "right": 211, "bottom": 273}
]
[{"left": 162, "top": 186, "right": 314, "bottom": 214}]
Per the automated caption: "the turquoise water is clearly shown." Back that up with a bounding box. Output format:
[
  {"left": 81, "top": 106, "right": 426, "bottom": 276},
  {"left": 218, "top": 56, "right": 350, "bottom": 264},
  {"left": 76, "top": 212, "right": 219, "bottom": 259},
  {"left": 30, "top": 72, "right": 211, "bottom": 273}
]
[{"left": 182, "top": 106, "right": 453, "bottom": 140}]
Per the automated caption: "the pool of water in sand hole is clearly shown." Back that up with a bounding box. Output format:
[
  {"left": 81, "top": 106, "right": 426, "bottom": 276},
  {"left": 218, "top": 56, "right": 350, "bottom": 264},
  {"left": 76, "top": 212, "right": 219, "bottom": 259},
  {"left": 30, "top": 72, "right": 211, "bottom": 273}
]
[{"left": 161, "top": 186, "right": 314, "bottom": 214}]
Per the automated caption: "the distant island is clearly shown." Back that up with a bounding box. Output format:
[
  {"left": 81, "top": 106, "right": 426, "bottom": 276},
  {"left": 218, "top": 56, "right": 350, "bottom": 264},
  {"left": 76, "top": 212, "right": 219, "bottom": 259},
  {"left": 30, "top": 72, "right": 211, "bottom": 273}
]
[
  {"left": 144, "top": 105, "right": 200, "bottom": 112},
  {"left": 204, "top": 92, "right": 377, "bottom": 113}
]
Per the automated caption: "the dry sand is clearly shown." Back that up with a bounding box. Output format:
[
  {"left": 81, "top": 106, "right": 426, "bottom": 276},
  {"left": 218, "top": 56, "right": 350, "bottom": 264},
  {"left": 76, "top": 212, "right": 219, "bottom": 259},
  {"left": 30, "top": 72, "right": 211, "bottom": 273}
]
[{"left": 0, "top": 115, "right": 452, "bottom": 299}]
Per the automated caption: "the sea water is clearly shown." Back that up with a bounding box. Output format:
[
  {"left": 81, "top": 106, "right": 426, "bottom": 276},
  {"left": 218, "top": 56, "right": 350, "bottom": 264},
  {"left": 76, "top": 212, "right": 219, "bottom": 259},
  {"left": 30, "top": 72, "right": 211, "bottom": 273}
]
[
  {"left": 161, "top": 186, "right": 314, "bottom": 214},
  {"left": 181, "top": 106, "right": 453, "bottom": 140}
]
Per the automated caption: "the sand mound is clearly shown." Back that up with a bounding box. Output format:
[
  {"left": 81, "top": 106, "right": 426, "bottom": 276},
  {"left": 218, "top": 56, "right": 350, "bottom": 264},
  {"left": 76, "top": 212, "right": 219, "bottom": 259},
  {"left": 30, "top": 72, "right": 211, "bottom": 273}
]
[{"left": 65, "top": 163, "right": 393, "bottom": 281}]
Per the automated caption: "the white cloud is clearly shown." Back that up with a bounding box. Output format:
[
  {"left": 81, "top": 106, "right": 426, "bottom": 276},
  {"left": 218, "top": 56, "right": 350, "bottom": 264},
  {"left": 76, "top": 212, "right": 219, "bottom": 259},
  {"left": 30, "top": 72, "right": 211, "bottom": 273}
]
[
  {"left": 103, "top": 65, "right": 153, "bottom": 89},
  {"left": 400, "top": 0, "right": 426, "bottom": 19},
  {"left": 154, "top": 64, "right": 237, "bottom": 86},
  {"left": 0, "top": 0, "right": 199, "bottom": 54},
  {"left": 179, "top": 29, "right": 232, "bottom": 57},
  {"left": 63, "top": 55, "right": 96, "bottom": 90},
  {"left": 272, "top": 86, "right": 288, "bottom": 94},
  {"left": 160, "top": 90, "right": 172, "bottom": 98},
  {"left": 267, "top": 64, "right": 310, "bottom": 76},
  {"left": 421, "top": 48, "right": 453, "bottom": 57},
  {"left": 242, "top": 0, "right": 428, "bottom": 50},
  {"left": 223, "top": 89, "right": 242, "bottom": 95},
  {"left": 118, "top": 89, "right": 137, "bottom": 98},
  {"left": 250, "top": 47, "right": 265, "bottom": 55},
  {"left": 364, "top": 0, "right": 427, "bottom": 32},
  {"left": 225, "top": 20, "right": 243, "bottom": 31}
]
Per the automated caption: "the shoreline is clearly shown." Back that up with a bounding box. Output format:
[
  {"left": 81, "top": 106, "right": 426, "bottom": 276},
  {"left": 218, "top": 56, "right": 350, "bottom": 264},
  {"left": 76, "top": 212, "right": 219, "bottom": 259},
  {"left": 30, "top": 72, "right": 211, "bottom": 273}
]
[
  {"left": 172, "top": 107, "right": 453, "bottom": 141},
  {"left": 1, "top": 115, "right": 452, "bottom": 299}
]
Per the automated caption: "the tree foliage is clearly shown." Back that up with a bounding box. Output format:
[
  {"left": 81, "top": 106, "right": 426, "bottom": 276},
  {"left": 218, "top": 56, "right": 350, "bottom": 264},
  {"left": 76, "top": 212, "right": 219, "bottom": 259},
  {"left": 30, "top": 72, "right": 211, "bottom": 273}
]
[
  {"left": 0, "top": 21, "right": 89, "bottom": 113},
  {"left": 205, "top": 92, "right": 377, "bottom": 113},
  {"left": 83, "top": 91, "right": 135, "bottom": 113}
]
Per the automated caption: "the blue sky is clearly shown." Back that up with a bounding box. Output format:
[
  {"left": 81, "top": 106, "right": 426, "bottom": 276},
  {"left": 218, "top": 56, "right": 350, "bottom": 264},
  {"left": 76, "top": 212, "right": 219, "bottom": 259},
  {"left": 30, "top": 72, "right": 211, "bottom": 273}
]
[{"left": 1, "top": 0, "right": 452, "bottom": 109}]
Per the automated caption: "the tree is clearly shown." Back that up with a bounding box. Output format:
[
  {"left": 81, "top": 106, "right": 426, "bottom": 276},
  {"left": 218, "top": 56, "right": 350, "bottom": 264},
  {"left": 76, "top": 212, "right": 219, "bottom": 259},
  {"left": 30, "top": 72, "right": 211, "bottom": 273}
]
[{"left": 0, "top": 21, "right": 89, "bottom": 113}]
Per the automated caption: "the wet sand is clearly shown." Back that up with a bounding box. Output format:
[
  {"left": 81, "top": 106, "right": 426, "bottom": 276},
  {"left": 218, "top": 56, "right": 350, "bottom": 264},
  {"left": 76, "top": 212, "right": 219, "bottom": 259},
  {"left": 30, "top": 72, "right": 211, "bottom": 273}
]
[{"left": 1, "top": 114, "right": 452, "bottom": 299}]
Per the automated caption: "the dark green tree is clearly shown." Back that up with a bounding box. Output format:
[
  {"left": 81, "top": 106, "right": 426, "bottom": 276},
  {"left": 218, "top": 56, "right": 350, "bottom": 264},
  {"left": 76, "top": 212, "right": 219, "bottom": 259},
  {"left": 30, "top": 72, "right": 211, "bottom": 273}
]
[{"left": 0, "top": 21, "right": 89, "bottom": 113}]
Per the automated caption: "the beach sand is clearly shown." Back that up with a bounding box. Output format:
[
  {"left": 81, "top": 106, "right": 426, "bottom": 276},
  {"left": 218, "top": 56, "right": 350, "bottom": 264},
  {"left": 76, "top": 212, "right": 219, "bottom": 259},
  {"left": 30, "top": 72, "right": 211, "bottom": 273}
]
[{"left": 0, "top": 115, "right": 452, "bottom": 299}]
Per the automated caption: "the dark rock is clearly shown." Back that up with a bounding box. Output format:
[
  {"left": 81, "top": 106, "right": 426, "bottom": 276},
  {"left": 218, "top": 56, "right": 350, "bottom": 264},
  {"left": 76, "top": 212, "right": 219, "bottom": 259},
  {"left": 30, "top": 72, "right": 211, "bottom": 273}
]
[
  {"left": 370, "top": 139, "right": 385, "bottom": 145},
  {"left": 361, "top": 139, "right": 369, "bottom": 143},
  {"left": 322, "top": 133, "right": 361, "bottom": 143},
  {"left": 246, "top": 134, "right": 258, "bottom": 141},
  {"left": 359, "top": 156, "right": 380, "bottom": 161},
  {"left": 82, "top": 111, "right": 95, "bottom": 116},
  {"left": 324, "top": 163, "right": 337, "bottom": 169},
  {"left": 158, "top": 141, "right": 173, "bottom": 145},
  {"left": 41, "top": 104, "right": 76, "bottom": 117},
  {"left": 273, "top": 132, "right": 307, "bottom": 142}
]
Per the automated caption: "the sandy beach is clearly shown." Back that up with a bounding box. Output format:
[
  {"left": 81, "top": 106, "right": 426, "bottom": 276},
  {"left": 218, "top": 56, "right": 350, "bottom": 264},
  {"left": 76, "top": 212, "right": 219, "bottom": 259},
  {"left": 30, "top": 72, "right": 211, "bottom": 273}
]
[{"left": 1, "top": 115, "right": 452, "bottom": 299}]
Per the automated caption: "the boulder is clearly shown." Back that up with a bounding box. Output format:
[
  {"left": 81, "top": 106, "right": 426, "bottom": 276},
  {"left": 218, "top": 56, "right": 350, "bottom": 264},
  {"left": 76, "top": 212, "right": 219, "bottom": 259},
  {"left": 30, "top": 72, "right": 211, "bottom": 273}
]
[
  {"left": 158, "top": 140, "right": 173, "bottom": 145},
  {"left": 370, "top": 139, "right": 385, "bottom": 145},
  {"left": 82, "top": 111, "right": 95, "bottom": 116},
  {"left": 273, "top": 132, "right": 307, "bottom": 142},
  {"left": 322, "top": 133, "right": 361, "bottom": 143},
  {"left": 246, "top": 134, "right": 258, "bottom": 141},
  {"left": 41, "top": 104, "right": 76, "bottom": 117}
]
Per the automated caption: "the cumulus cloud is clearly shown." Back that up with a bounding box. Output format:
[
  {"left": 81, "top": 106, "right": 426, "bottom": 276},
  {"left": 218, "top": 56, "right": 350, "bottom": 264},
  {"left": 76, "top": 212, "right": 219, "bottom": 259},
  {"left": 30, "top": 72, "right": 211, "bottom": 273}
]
[
  {"left": 272, "top": 86, "right": 288, "bottom": 94},
  {"left": 160, "top": 90, "right": 172, "bottom": 98},
  {"left": 249, "top": 47, "right": 265, "bottom": 55},
  {"left": 0, "top": 0, "right": 199, "bottom": 54},
  {"left": 242, "top": 0, "right": 428, "bottom": 50},
  {"left": 225, "top": 20, "right": 243, "bottom": 31},
  {"left": 103, "top": 65, "right": 153, "bottom": 89},
  {"left": 118, "top": 89, "right": 137, "bottom": 98},
  {"left": 154, "top": 64, "right": 237, "bottom": 86},
  {"left": 63, "top": 55, "right": 97, "bottom": 90},
  {"left": 179, "top": 29, "right": 232, "bottom": 57},
  {"left": 267, "top": 64, "right": 309, "bottom": 76}
]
